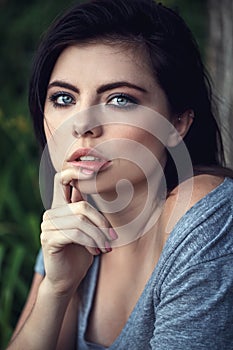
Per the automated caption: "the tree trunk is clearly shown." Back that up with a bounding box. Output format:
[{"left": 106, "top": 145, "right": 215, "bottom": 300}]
[{"left": 207, "top": 0, "right": 233, "bottom": 167}]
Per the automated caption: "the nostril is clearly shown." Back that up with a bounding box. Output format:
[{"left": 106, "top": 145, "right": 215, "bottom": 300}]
[
  {"left": 84, "top": 130, "right": 94, "bottom": 135},
  {"left": 72, "top": 127, "right": 81, "bottom": 138},
  {"left": 72, "top": 122, "right": 102, "bottom": 138}
]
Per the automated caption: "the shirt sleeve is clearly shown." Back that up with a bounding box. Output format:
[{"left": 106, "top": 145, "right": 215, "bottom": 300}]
[
  {"left": 34, "top": 248, "right": 45, "bottom": 276},
  {"left": 150, "top": 254, "right": 233, "bottom": 350}
]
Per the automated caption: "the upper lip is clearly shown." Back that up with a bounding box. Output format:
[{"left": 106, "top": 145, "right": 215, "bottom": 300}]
[{"left": 68, "top": 148, "right": 109, "bottom": 162}]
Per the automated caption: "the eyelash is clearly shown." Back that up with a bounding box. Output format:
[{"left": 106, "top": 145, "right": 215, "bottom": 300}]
[
  {"left": 48, "top": 91, "right": 75, "bottom": 108},
  {"left": 107, "top": 93, "right": 139, "bottom": 110},
  {"left": 48, "top": 91, "right": 139, "bottom": 110}
]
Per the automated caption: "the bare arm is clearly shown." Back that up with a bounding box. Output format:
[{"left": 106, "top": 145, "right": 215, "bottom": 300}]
[
  {"left": 11, "top": 273, "right": 44, "bottom": 340},
  {"left": 7, "top": 275, "right": 77, "bottom": 350},
  {"left": 9, "top": 272, "right": 79, "bottom": 350}
]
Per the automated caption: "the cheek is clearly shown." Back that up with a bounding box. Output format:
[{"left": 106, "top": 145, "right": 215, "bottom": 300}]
[
  {"left": 132, "top": 131, "right": 168, "bottom": 181},
  {"left": 107, "top": 126, "right": 167, "bottom": 165},
  {"left": 106, "top": 127, "right": 167, "bottom": 181},
  {"left": 43, "top": 108, "right": 62, "bottom": 139},
  {"left": 144, "top": 134, "right": 167, "bottom": 159},
  {"left": 127, "top": 129, "right": 167, "bottom": 160},
  {"left": 43, "top": 116, "right": 76, "bottom": 172},
  {"left": 141, "top": 134, "right": 168, "bottom": 178}
]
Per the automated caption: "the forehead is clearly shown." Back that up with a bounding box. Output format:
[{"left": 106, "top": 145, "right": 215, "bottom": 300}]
[{"left": 50, "top": 42, "right": 155, "bottom": 86}]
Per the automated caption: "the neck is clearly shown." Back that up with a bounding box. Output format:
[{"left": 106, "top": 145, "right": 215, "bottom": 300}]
[
  {"left": 91, "top": 174, "right": 165, "bottom": 248},
  {"left": 99, "top": 220, "right": 165, "bottom": 294}
]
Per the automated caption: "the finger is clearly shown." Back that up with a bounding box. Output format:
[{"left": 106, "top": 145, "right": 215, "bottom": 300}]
[
  {"left": 85, "top": 246, "right": 102, "bottom": 256},
  {"left": 61, "top": 167, "right": 94, "bottom": 185},
  {"left": 52, "top": 167, "right": 93, "bottom": 208},
  {"left": 41, "top": 228, "right": 95, "bottom": 250},
  {"left": 60, "top": 228, "right": 112, "bottom": 253},
  {"left": 43, "top": 202, "right": 118, "bottom": 241},
  {"left": 71, "top": 187, "right": 83, "bottom": 203},
  {"left": 52, "top": 172, "right": 71, "bottom": 208},
  {"left": 42, "top": 226, "right": 111, "bottom": 256},
  {"left": 42, "top": 215, "right": 112, "bottom": 252}
]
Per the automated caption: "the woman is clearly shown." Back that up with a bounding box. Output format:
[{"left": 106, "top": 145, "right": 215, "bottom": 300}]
[{"left": 7, "top": 0, "right": 233, "bottom": 349}]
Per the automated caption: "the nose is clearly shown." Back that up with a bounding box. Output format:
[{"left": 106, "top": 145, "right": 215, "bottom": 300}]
[
  {"left": 72, "top": 108, "right": 103, "bottom": 138},
  {"left": 72, "top": 122, "right": 102, "bottom": 138}
]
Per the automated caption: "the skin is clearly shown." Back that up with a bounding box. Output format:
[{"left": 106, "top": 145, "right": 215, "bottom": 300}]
[{"left": 7, "top": 43, "right": 223, "bottom": 349}]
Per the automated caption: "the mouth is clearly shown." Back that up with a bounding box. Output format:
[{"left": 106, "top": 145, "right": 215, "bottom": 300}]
[{"left": 67, "top": 148, "right": 112, "bottom": 174}]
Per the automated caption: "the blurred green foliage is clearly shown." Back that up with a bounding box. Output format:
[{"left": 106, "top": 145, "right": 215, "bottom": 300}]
[
  {"left": 0, "top": 0, "right": 207, "bottom": 348},
  {"left": 0, "top": 111, "right": 42, "bottom": 345},
  {"left": 163, "top": 0, "right": 208, "bottom": 56},
  {"left": 0, "top": 1, "right": 75, "bottom": 347}
]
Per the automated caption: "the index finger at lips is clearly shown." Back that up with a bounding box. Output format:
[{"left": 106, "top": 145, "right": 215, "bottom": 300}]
[
  {"left": 52, "top": 172, "right": 71, "bottom": 208},
  {"left": 52, "top": 168, "right": 93, "bottom": 208},
  {"left": 71, "top": 187, "right": 83, "bottom": 203},
  {"left": 62, "top": 167, "right": 94, "bottom": 185}
]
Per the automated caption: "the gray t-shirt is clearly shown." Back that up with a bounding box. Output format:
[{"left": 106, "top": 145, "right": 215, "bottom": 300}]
[{"left": 35, "top": 178, "right": 233, "bottom": 349}]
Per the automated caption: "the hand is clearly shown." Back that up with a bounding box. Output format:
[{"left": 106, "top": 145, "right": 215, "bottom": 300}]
[{"left": 40, "top": 167, "right": 117, "bottom": 296}]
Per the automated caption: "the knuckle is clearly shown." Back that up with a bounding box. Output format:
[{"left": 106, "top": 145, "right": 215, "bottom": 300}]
[
  {"left": 77, "top": 213, "right": 86, "bottom": 222},
  {"left": 70, "top": 202, "right": 90, "bottom": 218},
  {"left": 77, "top": 200, "right": 89, "bottom": 211},
  {"left": 54, "top": 172, "right": 61, "bottom": 182},
  {"left": 99, "top": 217, "right": 109, "bottom": 229},
  {"left": 41, "top": 211, "right": 53, "bottom": 231},
  {"left": 42, "top": 211, "right": 48, "bottom": 221},
  {"left": 40, "top": 232, "right": 48, "bottom": 245},
  {"left": 41, "top": 221, "right": 45, "bottom": 231},
  {"left": 89, "top": 228, "right": 104, "bottom": 243},
  {"left": 54, "top": 172, "right": 62, "bottom": 186},
  {"left": 42, "top": 210, "right": 52, "bottom": 221},
  {"left": 82, "top": 201, "right": 89, "bottom": 210}
]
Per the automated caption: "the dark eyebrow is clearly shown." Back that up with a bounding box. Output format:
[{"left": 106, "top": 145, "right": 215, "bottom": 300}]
[
  {"left": 47, "top": 80, "right": 148, "bottom": 94},
  {"left": 96, "top": 81, "right": 148, "bottom": 94},
  {"left": 47, "top": 81, "right": 79, "bottom": 93}
]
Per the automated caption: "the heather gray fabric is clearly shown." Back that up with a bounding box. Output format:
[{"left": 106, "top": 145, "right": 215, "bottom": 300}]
[{"left": 35, "top": 178, "right": 233, "bottom": 349}]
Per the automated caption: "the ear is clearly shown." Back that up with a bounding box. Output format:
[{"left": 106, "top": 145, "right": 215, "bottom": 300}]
[{"left": 167, "top": 109, "right": 194, "bottom": 147}]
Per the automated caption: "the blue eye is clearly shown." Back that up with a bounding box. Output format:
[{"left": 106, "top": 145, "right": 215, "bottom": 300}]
[
  {"left": 49, "top": 91, "right": 75, "bottom": 108},
  {"left": 107, "top": 94, "right": 138, "bottom": 110}
]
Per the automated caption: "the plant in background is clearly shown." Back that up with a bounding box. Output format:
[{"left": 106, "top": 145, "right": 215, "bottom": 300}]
[{"left": 0, "top": 110, "right": 42, "bottom": 347}]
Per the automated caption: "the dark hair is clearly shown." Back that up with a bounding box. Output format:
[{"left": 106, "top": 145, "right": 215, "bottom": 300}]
[{"left": 28, "top": 0, "right": 233, "bottom": 189}]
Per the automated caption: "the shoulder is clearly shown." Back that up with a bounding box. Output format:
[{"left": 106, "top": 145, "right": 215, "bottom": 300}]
[
  {"left": 182, "top": 174, "right": 224, "bottom": 206},
  {"left": 153, "top": 176, "right": 233, "bottom": 301},
  {"left": 162, "top": 175, "right": 232, "bottom": 236},
  {"left": 158, "top": 176, "right": 233, "bottom": 276},
  {"left": 169, "top": 174, "right": 225, "bottom": 210}
]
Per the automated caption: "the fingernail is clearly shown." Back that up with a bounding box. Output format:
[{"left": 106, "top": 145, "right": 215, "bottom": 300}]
[
  {"left": 105, "top": 241, "right": 112, "bottom": 253},
  {"left": 109, "top": 228, "right": 118, "bottom": 240}
]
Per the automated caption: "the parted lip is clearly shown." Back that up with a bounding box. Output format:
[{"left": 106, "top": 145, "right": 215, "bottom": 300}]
[{"left": 67, "top": 147, "right": 110, "bottom": 162}]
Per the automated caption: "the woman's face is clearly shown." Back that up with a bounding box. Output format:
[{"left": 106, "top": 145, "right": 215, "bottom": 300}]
[{"left": 43, "top": 43, "right": 175, "bottom": 197}]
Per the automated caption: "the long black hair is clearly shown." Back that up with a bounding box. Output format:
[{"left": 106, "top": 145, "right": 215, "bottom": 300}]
[{"left": 28, "top": 0, "right": 233, "bottom": 189}]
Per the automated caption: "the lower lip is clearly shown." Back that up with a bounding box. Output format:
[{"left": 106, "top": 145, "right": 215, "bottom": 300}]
[{"left": 69, "top": 160, "right": 112, "bottom": 174}]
